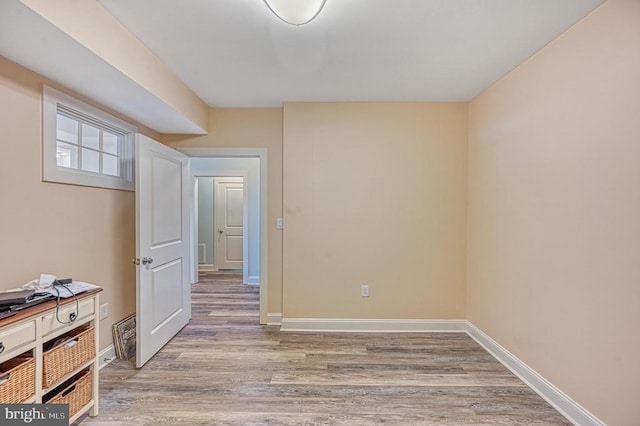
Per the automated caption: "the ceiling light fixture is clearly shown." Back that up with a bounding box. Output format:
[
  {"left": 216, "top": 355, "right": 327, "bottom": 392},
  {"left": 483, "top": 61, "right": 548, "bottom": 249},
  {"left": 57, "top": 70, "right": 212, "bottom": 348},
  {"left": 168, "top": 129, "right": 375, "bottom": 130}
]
[{"left": 263, "top": 0, "right": 327, "bottom": 26}]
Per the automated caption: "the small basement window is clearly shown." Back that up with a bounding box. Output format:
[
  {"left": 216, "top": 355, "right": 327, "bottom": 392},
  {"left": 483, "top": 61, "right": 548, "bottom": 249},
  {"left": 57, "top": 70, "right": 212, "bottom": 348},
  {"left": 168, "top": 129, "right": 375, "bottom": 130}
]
[{"left": 42, "top": 86, "right": 136, "bottom": 191}]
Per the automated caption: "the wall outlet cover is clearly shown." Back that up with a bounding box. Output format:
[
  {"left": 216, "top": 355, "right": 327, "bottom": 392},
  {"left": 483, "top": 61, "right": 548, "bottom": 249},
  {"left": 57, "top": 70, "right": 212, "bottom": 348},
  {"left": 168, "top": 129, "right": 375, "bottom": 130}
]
[
  {"left": 99, "top": 303, "right": 109, "bottom": 320},
  {"left": 361, "top": 285, "right": 369, "bottom": 297}
]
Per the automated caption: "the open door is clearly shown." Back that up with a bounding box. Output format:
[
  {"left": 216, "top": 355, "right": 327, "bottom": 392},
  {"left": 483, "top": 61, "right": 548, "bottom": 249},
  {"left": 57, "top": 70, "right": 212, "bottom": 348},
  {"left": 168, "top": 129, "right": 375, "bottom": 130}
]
[{"left": 135, "top": 134, "right": 191, "bottom": 368}]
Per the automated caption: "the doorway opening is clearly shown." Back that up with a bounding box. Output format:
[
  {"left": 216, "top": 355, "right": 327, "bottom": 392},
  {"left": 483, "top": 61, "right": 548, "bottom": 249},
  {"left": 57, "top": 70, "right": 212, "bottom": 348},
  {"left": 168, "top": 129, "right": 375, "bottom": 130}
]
[
  {"left": 196, "top": 176, "right": 245, "bottom": 273},
  {"left": 180, "top": 147, "right": 268, "bottom": 325}
]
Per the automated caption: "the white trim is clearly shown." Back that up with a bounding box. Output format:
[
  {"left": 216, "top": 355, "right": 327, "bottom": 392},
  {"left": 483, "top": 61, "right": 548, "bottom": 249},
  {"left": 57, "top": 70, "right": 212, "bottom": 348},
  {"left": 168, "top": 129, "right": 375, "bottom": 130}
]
[
  {"left": 267, "top": 313, "right": 283, "bottom": 326},
  {"left": 198, "top": 264, "right": 218, "bottom": 271},
  {"left": 247, "top": 276, "right": 260, "bottom": 285},
  {"left": 280, "top": 318, "right": 467, "bottom": 333},
  {"left": 99, "top": 344, "right": 117, "bottom": 370},
  {"left": 180, "top": 147, "right": 269, "bottom": 325},
  {"left": 466, "top": 322, "right": 605, "bottom": 426},
  {"left": 190, "top": 177, "right": 198, "bottom": 283}
]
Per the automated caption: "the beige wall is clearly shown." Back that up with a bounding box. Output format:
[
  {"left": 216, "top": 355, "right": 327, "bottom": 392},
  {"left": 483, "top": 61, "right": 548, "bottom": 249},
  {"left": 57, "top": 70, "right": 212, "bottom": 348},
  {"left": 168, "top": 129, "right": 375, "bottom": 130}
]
[
  {"left": 467, "top": 1, "right": 640, "bottom": 424},
  {"left": 0, "top": 56, "right": 159, "bottom": 350},
  {"left": 162, "top": 108, "right": 284, "bottom": 314},
  {"left": 283, "top": 103, "right": 467, "bottom": 319}
]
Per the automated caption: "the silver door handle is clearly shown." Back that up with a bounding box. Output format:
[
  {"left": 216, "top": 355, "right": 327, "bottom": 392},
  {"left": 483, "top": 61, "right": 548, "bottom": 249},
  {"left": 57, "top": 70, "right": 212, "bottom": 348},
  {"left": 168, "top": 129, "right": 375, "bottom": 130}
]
[{"left": 142, "top": 257, "right": 153, "bottom": 265}]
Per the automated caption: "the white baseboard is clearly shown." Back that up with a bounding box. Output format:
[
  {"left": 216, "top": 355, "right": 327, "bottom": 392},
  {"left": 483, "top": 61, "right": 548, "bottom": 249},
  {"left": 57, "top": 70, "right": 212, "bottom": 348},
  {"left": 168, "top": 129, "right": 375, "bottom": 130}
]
[
  {"left": 466, "top": 322, "right": 605, "bottom": 426},
  {"left": 246, "top": 275, "right": 260, "bottom": 285},
  {"left": 198, "top": 264, "right": 217, "bottom": 271},
  {"left": 99, "top": 344, "right": 117, "bottom": 370},
  {"left": 280, "top": 318, "right": 467, "bottom": 333},
  {"left": 266, "top": 313, "right": 282, "bottom": 325}
]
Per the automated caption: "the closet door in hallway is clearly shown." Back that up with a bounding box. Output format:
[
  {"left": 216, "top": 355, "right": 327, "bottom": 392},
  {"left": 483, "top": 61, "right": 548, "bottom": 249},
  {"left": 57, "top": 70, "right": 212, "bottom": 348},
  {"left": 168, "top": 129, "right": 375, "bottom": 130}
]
[{"left": 214, "top": 177, "right": 244, "bottom": 270}]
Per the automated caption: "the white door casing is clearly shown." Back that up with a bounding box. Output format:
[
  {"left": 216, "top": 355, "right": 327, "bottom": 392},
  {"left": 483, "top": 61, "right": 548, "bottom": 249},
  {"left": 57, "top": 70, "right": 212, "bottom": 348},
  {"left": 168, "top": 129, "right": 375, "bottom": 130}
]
[
  {"left": 215, "top": 178, "right": 244, "bottom": 270},
  {"left": 135, "top": 134, "right": 191, "bottom": 368},
  {"left": 180, "top": 147, "right": 267, "bottom": 325}
]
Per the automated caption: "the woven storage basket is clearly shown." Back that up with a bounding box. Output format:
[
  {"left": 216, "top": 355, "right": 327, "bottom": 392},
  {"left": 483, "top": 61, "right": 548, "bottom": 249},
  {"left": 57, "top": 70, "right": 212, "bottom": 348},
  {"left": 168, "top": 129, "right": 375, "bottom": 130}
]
[
  {"left": 43, "top": 326, "right": 95, "bottom": 388},
  {"left": 0, "top": 353, "right": 35, "bottom": 403},
  {"left": 48, "top": 370, "right": 92, "bottom": 418}
]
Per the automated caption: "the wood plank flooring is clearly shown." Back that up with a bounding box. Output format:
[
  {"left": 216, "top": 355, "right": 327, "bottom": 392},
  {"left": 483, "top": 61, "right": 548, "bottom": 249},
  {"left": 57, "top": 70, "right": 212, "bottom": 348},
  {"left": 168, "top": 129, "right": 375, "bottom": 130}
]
[{"left": 76, "top": 271, "right": 569, "bottom": 425}]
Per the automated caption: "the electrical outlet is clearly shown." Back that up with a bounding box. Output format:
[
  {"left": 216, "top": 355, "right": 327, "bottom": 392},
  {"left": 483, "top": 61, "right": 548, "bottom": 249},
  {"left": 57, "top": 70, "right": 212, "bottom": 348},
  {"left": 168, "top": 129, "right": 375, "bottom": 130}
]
[
  {"left": 99, "top": 303, "right": 109, "bottom": 320},
  {"left": 276, "top": 217, "right": 284, "bottom": 229},
  {"left": 361, "top": 285, "right": 369, "bottom": 297}
]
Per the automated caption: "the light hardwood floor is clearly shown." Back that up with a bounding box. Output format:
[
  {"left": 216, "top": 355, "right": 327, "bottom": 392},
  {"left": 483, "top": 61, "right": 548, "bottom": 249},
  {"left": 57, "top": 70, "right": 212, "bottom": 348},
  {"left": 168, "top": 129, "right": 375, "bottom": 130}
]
[{"left": 77, "top": 272, "right": 569, "bottom": 425}]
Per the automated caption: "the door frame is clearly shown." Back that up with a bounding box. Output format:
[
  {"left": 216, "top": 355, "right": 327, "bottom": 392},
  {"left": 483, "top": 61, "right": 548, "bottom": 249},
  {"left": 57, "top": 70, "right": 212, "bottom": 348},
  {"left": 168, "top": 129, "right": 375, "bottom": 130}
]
[{"left": 179, "top": 147, "right": 268, "bottom": 325}]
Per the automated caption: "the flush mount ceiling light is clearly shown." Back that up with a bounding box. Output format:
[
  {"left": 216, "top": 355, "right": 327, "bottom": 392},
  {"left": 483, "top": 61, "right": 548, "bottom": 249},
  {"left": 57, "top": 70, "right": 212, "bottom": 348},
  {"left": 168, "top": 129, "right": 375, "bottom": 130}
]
[{"left": 263, "top": 0, "right": 327, "bottom": 26}]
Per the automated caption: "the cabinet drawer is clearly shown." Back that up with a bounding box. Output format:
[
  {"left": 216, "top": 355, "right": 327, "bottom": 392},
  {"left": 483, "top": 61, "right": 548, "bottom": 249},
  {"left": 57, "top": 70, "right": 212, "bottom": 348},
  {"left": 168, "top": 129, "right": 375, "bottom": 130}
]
[
  {"left": 42, "top": 298, "right": 95, "bottom": 337},
  {"left": 0, "top": 321, "right": 36, "bottom": 360}
]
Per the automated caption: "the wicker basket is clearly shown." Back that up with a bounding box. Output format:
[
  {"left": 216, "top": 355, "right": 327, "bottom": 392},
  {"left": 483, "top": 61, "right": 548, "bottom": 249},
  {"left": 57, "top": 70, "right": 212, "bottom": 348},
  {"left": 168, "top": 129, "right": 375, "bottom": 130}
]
[
  {"left": 47, "top": 370, "right": 92, "bottom": 418},
  {"left": 43, "top": 326, "right": 95, "bottom": 388},
  {"left": 0, "top": 353, "right": 35, "bottom": 403}
]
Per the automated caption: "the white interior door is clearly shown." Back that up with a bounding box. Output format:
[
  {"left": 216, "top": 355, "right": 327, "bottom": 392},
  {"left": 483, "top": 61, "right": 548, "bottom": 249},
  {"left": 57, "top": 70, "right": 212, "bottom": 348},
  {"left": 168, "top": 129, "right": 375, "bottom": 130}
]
[
  {"left": 214, "top": 178, "right": 243, "bottom": 270},
  {"left": 135, "top": 134, "right": 191, "bottom": 368}
]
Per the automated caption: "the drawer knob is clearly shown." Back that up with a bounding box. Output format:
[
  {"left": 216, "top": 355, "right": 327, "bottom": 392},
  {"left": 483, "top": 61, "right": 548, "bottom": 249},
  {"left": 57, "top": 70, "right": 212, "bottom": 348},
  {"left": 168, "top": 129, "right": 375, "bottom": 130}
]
[{"left": 0, "top": 342, "right": 4, "bottom": 354}]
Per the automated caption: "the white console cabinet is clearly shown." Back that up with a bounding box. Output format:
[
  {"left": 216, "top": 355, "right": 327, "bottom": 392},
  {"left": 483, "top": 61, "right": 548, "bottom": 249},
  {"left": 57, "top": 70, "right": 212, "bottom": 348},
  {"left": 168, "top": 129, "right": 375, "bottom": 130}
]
[{"left": 0, "top": 290, "right": 100, "bottom": 424}]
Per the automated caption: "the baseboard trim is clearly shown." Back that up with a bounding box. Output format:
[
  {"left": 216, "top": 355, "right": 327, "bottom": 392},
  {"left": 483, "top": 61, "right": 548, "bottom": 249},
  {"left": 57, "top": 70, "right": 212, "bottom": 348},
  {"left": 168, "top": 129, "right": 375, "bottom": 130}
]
[
  {"left": 246, "top": 275, "right": 260, "bottom": 285},
  {"left": 266, "top": 313, "right": 283, "bottom": 326},
  {"left": 198, "top": 265, "right": 217, "bottom": 272},
  {"left": 280, "top": 318, "right": 467, "bottom": 333},
  {"left": 99, "top": 344, "right": 117, "bottom": 370},
  {"left": 466, "top": 322, "right": 605, "bottom": 426}
]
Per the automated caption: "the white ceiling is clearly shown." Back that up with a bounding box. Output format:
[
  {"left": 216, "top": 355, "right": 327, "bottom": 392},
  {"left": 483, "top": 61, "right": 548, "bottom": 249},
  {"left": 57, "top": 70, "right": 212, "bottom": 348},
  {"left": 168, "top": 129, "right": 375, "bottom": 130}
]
[
  {"left": 98, "top": 0, "right": 604, "bottom": 107},
  {"left": 0, "top": 0, "right": 604, "bottom": 133}
]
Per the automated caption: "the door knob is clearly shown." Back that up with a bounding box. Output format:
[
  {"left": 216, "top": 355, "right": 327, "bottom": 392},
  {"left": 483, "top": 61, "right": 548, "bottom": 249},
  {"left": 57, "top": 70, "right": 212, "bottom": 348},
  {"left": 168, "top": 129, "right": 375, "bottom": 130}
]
[
  {"left": 217, "top": 229, "right": 223, "bottom": 234},
  {"left": 132, "top": 258, "right": 140, "bottom": 265},
  {"left": 142, "top": 257, "right": 154, "bottom": 265}
]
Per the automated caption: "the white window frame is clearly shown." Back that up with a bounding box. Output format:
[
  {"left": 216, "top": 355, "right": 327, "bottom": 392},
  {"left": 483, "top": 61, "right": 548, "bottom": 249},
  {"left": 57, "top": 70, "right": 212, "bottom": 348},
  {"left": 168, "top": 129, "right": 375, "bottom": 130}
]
[{"left": 42, "top": 85, "right": 137, "bottom": 191}]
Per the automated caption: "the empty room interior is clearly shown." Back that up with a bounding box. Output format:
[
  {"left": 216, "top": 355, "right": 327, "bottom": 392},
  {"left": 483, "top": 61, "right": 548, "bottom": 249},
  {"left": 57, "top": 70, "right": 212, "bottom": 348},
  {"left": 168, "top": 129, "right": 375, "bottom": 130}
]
[{"left": 0, "top": 0, "right": 638, "bottom": 425}]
